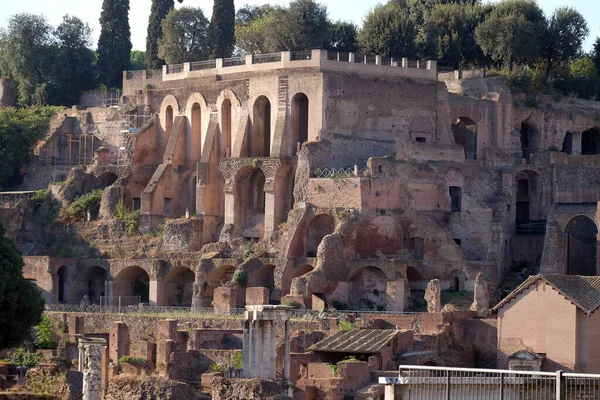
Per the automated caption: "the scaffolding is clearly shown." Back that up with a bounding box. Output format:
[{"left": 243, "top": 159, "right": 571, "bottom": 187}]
[{"left": 37, "top": 133, "right": 99, "bottom": 166}]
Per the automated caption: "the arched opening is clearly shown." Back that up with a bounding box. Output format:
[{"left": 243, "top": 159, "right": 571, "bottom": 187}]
[
  {"left": 446, "top": 270, "right": 466, "bottom": 291},
  {"left": 449, "top": 186, "right": 462, "bottom": 212},
  {"left": 166, "top": 105, "right": 174, "bottom": 138},
  {"left": 349, "top": 267, "right": 387, "bottom": 310},
  {"left": 566, "top": 216, "right": 598, "bottom": 276},
  {"left": 281, "top": 264, "right": 314, "bottom": 297},
  {"left": 406, "top": 267, "right": 426, "bottom": 290},
  {"left": 164, "top": 267, "right": 195, "bottom": 307},
  {"left": 306, "top": 215, "right": 335, "bottom": 257},
  {"left": 190, "top": 102, "right": 202, "bottom": 163},
  {"left": 96, "top": 172, "right": 118, "bottom": 188},
  {"left": 251, "top": 96, "right": 271, "bottom": 157},
  {"left": 57, "top": 266, "right": 67, "bottom": 303},
  {"left": 451, "top": 117, "right": 477, "bottom": 160},
  {"left": 237, "top": 168, "right": 266, "bottom": 238},
  {"left": 221, "top": 99, "right": 232, "bottom": 158},
  {"left": 581, "top": 128, "right": 600, "bottom": 155},
  {"left": 520, "top": 122, "right": 539, "bottom": 161},
  {"left": 291, "top": 93, "right": 309, "bottom": 155},
  {"left": 81, "top": 266, "right": 106, "bottom": 305},
  {"left": 255, "top": 264, "right": 276, "bottom": 296},
  {"left": 113, "top": 266, "right": 150, "bottom": 304},
  {"left": 515, "top": 171, "right": 542, "bottom": 225},
  {"left": 562, "top": 132, "right": 574, "bottom": 155}
]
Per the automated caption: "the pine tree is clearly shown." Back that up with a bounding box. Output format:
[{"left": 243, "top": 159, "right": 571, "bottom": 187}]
[
  {"left": 146, "top": 0, "right": 175, "bottom": 69},
  {"left": 97, "top": 0, "right": 132, "bottom": 88},
  {"left": 210, "top": 0, "right": 235, "bottom": 59}
]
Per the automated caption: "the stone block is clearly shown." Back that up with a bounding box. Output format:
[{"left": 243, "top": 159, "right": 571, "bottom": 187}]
[
  {"left": 245, "top": 287, "right": 270, "bottom": 306},
  {"left": 68, "top": 316, "right": 84, "bottom": 341},
  {"left": 130, "top": 341, "right": 156, "bottom": 364},
  {"left": 156, "top": 340, "right": 177, "bottom": 369},
  {"left": 311, "top": 294, "right": 326, "bottom": 311},
  {"left": 213, "top": 287, "right": 238, "bottom": 314},
  {"left": 157, "top": 319, "right": 177, "bottom": 341},
  {"left": 109, "top": 322, "right": 130, "bottom": 364},
  {"left": 176, "top": 330, "right": 189, "bottom": 351}
]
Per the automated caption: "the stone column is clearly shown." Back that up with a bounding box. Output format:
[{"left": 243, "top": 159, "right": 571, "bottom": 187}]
[
  {"left": 284, "top": 320, "right": 290, "bottom": 381},
  {"left": 83, "top": 344, "right": 103, "bottom": 400},
  {"left": 78, "top": 341, "right": 85, "bottom": 372},
  {"left": 149, "top": 280, "right": 164, "bottom": 305},
  {"left": 264, "top": 191, "right": 276, "bottom": 237},
  {"left": 425, "top": 279, "right": 441, "bottom": 313}
]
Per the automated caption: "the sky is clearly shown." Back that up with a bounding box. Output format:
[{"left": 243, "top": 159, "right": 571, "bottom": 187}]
[{"left": 0, "top": 0, "right": 598, "bottom": 52}]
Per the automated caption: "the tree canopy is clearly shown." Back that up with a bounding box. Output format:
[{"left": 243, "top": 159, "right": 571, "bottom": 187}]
[
  {"left": 158, "top": 7, "right": 210, "bottom": 64},
  {"left": 97, "top": 0, "right": 132, "bottom": 88},
  {"left": 357, "top": 2, "right": 416, "bottom": 58},
  {"left": 542, "top": 7, "right": 589, "bottom": 76},
  {"left": 146, "top": 0, "right": 176, "bottom": 69},
  {"left": 209, "top": 0, "right": 235, "bottom": 58},
  {"left": 0, "top": 221, "right": 45, "bottom": 349}
]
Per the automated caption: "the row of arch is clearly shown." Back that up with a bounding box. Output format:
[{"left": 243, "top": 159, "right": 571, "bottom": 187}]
[{"left": 160, "top": 92, "right": 310, "bottom": 164}]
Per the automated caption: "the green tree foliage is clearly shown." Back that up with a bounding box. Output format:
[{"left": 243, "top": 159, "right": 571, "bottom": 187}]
[
  {"left": 357, "top": 2, "right": 416, "bottom": 57},
  {"left": 0, "top": 14, "right": 55, "bottom": 106},
  {"left": 234, "top": 0, "right": 329, "bottom": 54},
  {"left": 146, "top": 0, "right": 175, "bottom": 69},
  {"left": 209, "top": 0, "right": 235, "bottom": 58},
  {"left": 97, "top": 0, "right": 132, "bottom": 88},
  {"left": 130, "top": 50, "right": 147, "bottom": 70},
  {"left": 475, "top": 0, "right": 545, "bottom": 71},
  {"left": 594, "top": 38, "right": 600, "bottom": 77},
  {"left": 158, "top": 7, "right": 210, "bottom": 64},
  {"left": 0, "top": 221, "right": 45, "bottom": 349},
  {"left": 34, "top": 315, "right": 58, "bottom": 350},
  {"left": 328, "top": 21, "right": 357, "bottom": 53},
  {"left": 0, "top": 107, "right": 57, "bottom": 188},
  {"left": 418, "top": 2, "right": 490, "bottom": 68},
  {"left": 542, "top": 7, "right": 589, "bottom": 77},
  {"left": 51, "top": 16, "right": 95, "bottom": 106}
]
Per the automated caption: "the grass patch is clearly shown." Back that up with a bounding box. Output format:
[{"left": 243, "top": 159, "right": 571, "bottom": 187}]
[
  {"left": 339, "top": 321, "right": 358, "bottom": 331},
  {"left": 60, "top": 189, "right": 104, "bottom": 222},
  {"left": 116, "top": 200, "right": 141, "bottom": 235},
  {"left": 118, "top": 355, "right": 148, "bottom": 365}
]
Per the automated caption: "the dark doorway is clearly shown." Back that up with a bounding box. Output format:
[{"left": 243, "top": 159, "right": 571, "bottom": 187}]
[{"left": 567, "top": 216, "right": 598, "bottom": 276}]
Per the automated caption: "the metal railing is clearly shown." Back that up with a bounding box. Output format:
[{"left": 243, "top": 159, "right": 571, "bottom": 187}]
[
  {"left": 310, "top": 166, "right": 368, "bottom": 178},
  {"left": 166, "top": 64, "right": 184, "bottom": 74},
  {"left": 190, "top": 59, "right": 216, "bottom": 71},
  {"left": 291, "top": 50, "right": 312, "bottom": 61},
  {"left": 379, "top": 365, "right": 600, "bottom": 400},
  {"left": 146, "top": 69, "right": 163, "bottom": 80},
  {"left": 126, "top": 70, "right": 144, "bottom": 80},
  {"left": 252, "top": 53, "right": 281, "bottom": 64},
  {"left": 223, "top": 57, "right": 245, "bottom": 67}
]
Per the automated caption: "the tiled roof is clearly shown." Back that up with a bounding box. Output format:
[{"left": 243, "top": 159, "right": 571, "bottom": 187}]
[
  {"left": 308, "top": 329, "right": 399, "bottom": 354},
  {"left": 493, "top": 274, "right": 600, "bottom": 315}
]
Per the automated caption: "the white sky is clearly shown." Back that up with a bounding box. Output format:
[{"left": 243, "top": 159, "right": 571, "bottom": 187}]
[{"left": 0, "top": 0, "right": 598, "bottom": 52}]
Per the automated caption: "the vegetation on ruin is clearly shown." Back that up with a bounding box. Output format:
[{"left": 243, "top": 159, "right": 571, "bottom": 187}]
[
  {"left": 60, "top": 189, "right": 104, "bottom": 223},
  {"left": 97, "top": 0, "right": 132, "bottom": 89},
  {"left": 0, "top": 107, "right": 58, "bottom": 188},
  {"left": 30, "top": 190, "right": 48, "bottom": 206},
  {"left": 0, "top": 221, "right": 45, "bottom": 349},
  {"left": 339, "top": 321, "right": 359, "bottom": 331},
  {"left": 340, "top": 355, "right": 361, "bottom": 363},
  {"left": 209, "top": 0, "right": 235, "bottom": 59},
  {"left": 28, "top": 371, "right": 67, "bottom": 398},
  {"left": 34, "top": 315, "right": 58, "bottom": 350},
  {"left": 327, "top": 363, "right": 338, "bottom": 376},
  {"left": 231, "top": 352, "right": 243, "bottom": 369},
  {"left": 208, "top": 362, "right": 226, "bottom": 373},
  {"left": 282, "top": 300, "right": 302, "bottom": 309},
  {"left": 116, "top": 200, "right": 142, "bottom": 235},
  {"left": 118, "top": 355, "right": 149, "bottom": 365},
  {"left": 158, "top": 7, "right": 211, "bottom": 65},
  {"left": 232, "top": 268, "right": 248, "bottom": 287},
  {"left": 5, "top": 348, "right": 43, "bottom": 368}
]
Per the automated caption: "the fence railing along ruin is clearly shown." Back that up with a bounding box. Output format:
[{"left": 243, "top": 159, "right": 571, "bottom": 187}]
[
  {"left": 123, "top": 49, "right": 437, "bottom": 83},
  {"left": 379, "top": 365, "right": 600, "bottom": 400}
]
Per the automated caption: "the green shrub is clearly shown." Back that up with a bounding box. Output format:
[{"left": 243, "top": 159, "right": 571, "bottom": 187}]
[
  {"left": 60, "top": 189, "right": 104, "bottom": 222},
  {"left": 339, "top": 321, "right": 358, "bottom": 331},
  {"left": 10, "top": 348, "right": 43, "bottom": 367},
  {"left": 30, "top": 190, "right": 47, "bottom": 206},
  {"left": 231, "top": 352, "right": 243, "bottom": 370},
  {"left": 232, "top": 269, "right": 248, "bottom": 287},
  {"left": 282, "top": 300, "right": 302, "bottom": 309},
  {"left": 209, "top": 362, "right": 226, "bottom": 373},
  {"left": 34, "top": 315, "right": 58, "bottom": 350},
  {"left": 118, "top": 355, "right": 148, "bottom": 365},
  {"left": 327, "top": 363, "right": 338, "bottom": 376},
  {"left": 341, "top": 355, "right": 359, "bottom": 363},
  {"left": 116, "top": 200, "right": 141, "bottom": 235}
]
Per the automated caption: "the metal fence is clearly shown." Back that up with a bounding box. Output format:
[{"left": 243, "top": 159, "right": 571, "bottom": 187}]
[
  {"left": 253, "top": 53, "right": 281, "bottom": 64},
  {"left": 223, "top": 57, "right": 245, "bottom": 67},
  {"left": 166, "top": 64, "right": 184, "bottom": 74},
  {"left": 310, "top": 167, "right": 366, "bottom": 178},
  {"left": 379, "top": 365, "right": 600, "bottom": 400},
  {"left": 291, "top": 50, "right": 312, "bottom": 61},
  {"left": 190, "top": 59, "right": 216, "bottom": 71}
]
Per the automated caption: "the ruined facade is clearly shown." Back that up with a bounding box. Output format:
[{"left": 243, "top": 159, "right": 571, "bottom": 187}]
[{"left": 9, "top": 49, "right": 600, "bottom": 313}]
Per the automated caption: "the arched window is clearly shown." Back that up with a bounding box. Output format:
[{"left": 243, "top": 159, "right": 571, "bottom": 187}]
[
  {"left": 190, "top": 103, "right": 202, "bottom": 163},
  {"left": 291, "top": 93, "right": 309, "bottom": 155},
  {"left": 221, "top": 99, "right": 232, "bottom": 158},
  {"left": 252, "top": 96, "right": 271, "bottom": 157},
  {"left": 166, "top": 105, "right": 174, "bottom": 137}
]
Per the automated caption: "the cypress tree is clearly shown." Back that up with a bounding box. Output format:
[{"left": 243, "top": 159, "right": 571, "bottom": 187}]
[
  {"left": 97, "top": 0, "right": 132, "bottom": 88},
  {"left": 146, "top": 0, "right": 175, "bottom": 69},
  {"left": 210, "top": 0, "right": 235, "bottom": 59}
]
